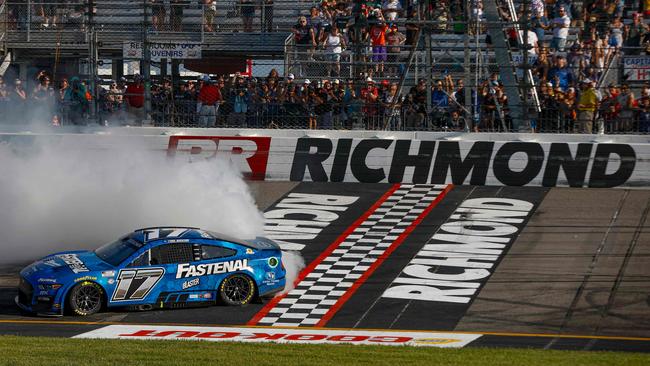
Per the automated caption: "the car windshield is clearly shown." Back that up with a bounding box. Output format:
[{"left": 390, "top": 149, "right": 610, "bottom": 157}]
[{"left": 94, "top": 237, "right": 143, "bottom": 267}]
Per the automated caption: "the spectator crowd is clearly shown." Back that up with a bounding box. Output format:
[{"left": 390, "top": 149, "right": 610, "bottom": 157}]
[{"left": 2, "top": 0, "right": 650, "bottom": 133}]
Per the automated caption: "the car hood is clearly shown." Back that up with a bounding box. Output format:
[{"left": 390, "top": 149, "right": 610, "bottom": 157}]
[{"left": 20, "top": 250, "right": 112, "bottom": 282}]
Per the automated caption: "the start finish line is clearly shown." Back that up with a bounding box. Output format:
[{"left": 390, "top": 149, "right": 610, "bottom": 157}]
[{"left": 74, "top": 324, "right": 482, "bottom": 348}]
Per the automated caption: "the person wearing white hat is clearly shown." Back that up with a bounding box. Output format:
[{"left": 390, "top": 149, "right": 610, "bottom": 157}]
[{"left": 577, "top": 78, "right": 597, "bottom": 133}]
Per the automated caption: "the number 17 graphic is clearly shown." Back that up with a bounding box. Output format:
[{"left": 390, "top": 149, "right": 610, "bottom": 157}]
[{"left": 111, "top": 268, "right": 165, "bottom": 301}]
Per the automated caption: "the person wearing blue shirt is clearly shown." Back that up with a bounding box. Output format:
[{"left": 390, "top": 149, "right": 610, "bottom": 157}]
[
  {"left": 548, "top": 55, "right": 574, "bottom": 91},
  {"left": 431, "top": 80, "right": 449, "bottom": 108}
]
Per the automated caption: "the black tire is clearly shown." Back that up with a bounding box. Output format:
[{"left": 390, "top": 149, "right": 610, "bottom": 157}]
[
  {"left": 68, "top": 281, "right": 104, "bottom": 316},
  {"left": 218, "top": 274, "right": 255, "bottom": 306}
]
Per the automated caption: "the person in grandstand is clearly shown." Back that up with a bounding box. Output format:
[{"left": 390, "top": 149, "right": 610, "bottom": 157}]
[
  {"left": 63, "top": 77, "right": 89, "bottom": 126},
  {"left": 616, "top": 84, "right": 636, "bottom": 133},
  {"left": 369, "top": 12, "right": 389, "bottom": 77},
  {"left": 550, "top": 6, "right": 570, "bottom": 52},
  {"left": 624, "top": 13, "right": 648, "bottom": 55},
  {"left": 292, "top": 16, "right": 316, "bottom": 76},
  {"left": 229, "top": 76, "right": 250, "bottom": 127},
  {"left": 315, "top": 80, "right": 334, "bottom": 129},
  {"left": 308, "top": 6, "right": 327, "bottom": 41},
  {"left": 332, "top": 1, "right": 352, "bottom": 38},
  {"left": 31, "top": 74, "right": 55, "bottom": 125},
  {"left": 548, "top": 55, "right": 574, "bottom": 92},
  {"left": 576, "top": 79, "right": 598, "bottom": 134},
  {"left": 406, "top": 79, "right": 427, "bottom": 129},
  {"left": 125, "top": 75, "right": 145, "bottom": 125},
  {"left": 383, "top": 0, "right": 403, "bottom": 22},
  {"left": 321, "top": 26, "right": 346, "bottom": 77},
  {"left": 449, "top": 109, "right": 469, "bottom": 131},
  {"left": 240, "top": 0, "right": 254, "bottom": 32},
  {"left": 361, "top": 77, "right": 380, "bottom": 129},
  {"left": 203, "top": 0, "right": 217, "bottom": 32},
  {"left": 151, "top": 0, "right": 166, "bottom": 31},
  {"left": 197, "top": 76, "right": 221, "bottom": 128},
  {"left": 639, "top": 97, "right": 650, "bottom": 133},
  {"left": 329, "top": 79, "right": 346, "bottom": 128},
  {"left": 171, "top": 0, "right": 185, "bottom": 32},
  {"left": 382, "top": 82, "right": 402, "bottom": 130},
  {"left": 386, "top": 25, "right": 406, "bottom": 77}
]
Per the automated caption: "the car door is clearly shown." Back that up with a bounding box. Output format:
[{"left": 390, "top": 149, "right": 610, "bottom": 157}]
[
  {"left": 196, "top": 242, "right": 240, "bottom": 290},
  {"left": 107, "top": 249, "right": 166, "bottom": 306}
]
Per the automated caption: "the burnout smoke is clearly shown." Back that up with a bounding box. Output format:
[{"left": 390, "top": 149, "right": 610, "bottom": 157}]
[
  {"left": 0, "top": 139, "right": 265, "bottom": 264},
  {"left": 279, "top": 250, "right": 306, "bottom": 294}
]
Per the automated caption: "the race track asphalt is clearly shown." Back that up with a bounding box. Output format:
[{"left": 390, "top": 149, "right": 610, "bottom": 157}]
[{"left": 0, "top": 182, "right": 648, "bottom": 352}]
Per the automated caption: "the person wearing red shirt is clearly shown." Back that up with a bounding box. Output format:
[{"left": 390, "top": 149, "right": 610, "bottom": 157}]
[
  {"left": 125, "top": 74, "right": 145, "bottom": 124},
  {"left": 361, "top": 77, "right": 380, "bottom": 129},
  {"left": 197, "top": 75, "right": 221, "bottom": 127},
  {"left": 370, "top": 18, "right": 389, "bottom": 76}
]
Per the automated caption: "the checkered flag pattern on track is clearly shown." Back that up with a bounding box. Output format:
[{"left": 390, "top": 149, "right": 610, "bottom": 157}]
[{"left": 257, "top": 184, "right": 448, "bottom": 327}]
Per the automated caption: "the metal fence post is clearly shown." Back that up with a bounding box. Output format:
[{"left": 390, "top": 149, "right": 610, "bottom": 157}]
[
  {"left": 26, "top": 0, "right": 31, "bottom": 41},
  {"left": 143, "top": 0, "right": 151, "bottom": 125}
]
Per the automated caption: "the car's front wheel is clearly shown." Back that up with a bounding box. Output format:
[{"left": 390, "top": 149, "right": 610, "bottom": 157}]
[
  {"left": 68, "top": 281, "right": 104, "bottom": 316},
  {"left": 219, "top": 274, "right": 255, "bottom": 305}
]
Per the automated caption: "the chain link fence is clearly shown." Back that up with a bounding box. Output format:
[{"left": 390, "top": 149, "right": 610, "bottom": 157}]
[{"left": 2, "top": 1, "right": 650, "bottom": 134}]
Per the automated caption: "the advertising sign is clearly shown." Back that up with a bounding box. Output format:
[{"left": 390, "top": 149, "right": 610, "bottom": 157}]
[{"left": 123, "top": 41, "right": 202, "bottom": 61}]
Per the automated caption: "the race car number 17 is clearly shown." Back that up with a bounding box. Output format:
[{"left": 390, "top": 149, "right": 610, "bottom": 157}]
[{"left": 111, "top": 268, "right": 165, "bottom": 301}]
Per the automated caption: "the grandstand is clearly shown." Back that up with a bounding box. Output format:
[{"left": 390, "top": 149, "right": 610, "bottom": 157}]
[{"left": 0, "top": 0, "right": 648, "bottom": 133}]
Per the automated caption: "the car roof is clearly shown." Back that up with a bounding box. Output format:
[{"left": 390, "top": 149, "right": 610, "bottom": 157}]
[{"left": 130, "top": 227, "right": 250, "bottom": 247}]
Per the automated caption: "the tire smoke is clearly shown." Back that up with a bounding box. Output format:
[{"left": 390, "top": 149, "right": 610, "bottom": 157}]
[
  {"left": 0, "top": 140, "right": 265, "bottom": 264},
  {"left": 279, "top": 250, "right": 306, "bottom": 294}
]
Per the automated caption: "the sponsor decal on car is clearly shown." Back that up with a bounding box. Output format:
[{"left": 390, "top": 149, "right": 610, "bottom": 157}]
[
  {"left": 74, "top": 276, "right": 98, "bottom": 282},
  {"left": 57, "top": 254, "right": 89, "bottom": 273},
  {"left": 111, "top": 268, "right": 165, "bottom": 302},
  {"left": 176, "top": 259, "right": 249, "bottom": 279},
  {"left": 246, "top": 248, "right": 254, "bottom": 255},
  {"left": 182, "top": 278, "right": 200, "bottom": 290},
  {"left": 74, "top": 325, "right": 482, "bottom": 348},
  {"left": 267, "top": 257, "right": 278, "bottom": 268},
  {"left": 37, "top": 278, "right": 57, "bottom": 283},
  {"left": 263, "top": 271, "right": 278, "bottom": 285}
]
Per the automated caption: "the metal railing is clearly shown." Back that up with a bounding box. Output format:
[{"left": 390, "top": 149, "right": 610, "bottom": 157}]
[
  {"left": 2, "top": 86, "right": 649, "bottom": 134},
  {"left": 2, "top": 0, "right": 311, "bottom": 41}
]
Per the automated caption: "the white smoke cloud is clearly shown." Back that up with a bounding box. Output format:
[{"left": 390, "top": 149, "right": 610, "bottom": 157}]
[
  {"left": 0, "top": 139, "right": 265, "bottom": 264},
  {"left": 279, "top": 250, "right": 306, "bottom": 294}
]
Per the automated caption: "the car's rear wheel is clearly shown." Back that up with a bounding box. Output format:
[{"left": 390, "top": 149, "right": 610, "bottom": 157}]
[
  {"left": 219, "top": 274, "right": 255, "bottom": 305},
  {"left": 68, "top": 282, "right": 103, "bottom": 316}
]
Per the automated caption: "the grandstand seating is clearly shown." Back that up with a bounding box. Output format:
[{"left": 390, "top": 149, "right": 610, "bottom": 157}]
[{"left": 4, "top": 0, "right": 318, "bottom": 55}]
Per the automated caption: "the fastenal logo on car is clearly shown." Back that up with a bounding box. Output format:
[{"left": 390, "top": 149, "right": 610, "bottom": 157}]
[{"left": 176, "top": 259, "right": 249, "bottom": 278}]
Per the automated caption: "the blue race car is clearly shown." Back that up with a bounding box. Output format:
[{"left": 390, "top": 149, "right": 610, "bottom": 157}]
[{"left": 16, "top": 227, "right": 286, "bottom": 316}]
